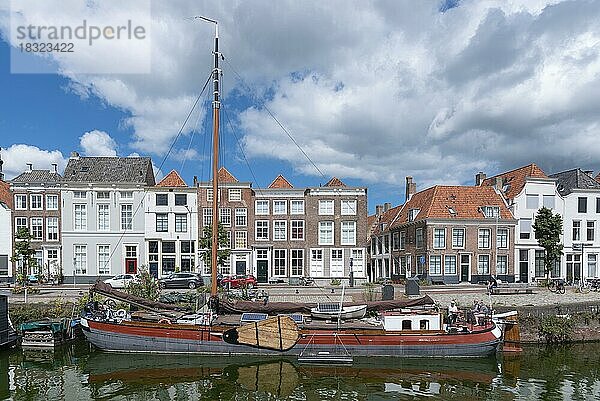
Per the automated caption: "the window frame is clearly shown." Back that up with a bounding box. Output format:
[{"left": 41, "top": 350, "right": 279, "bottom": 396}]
[
  {"left": 341, "top": 200, "right": 357, "bottom": 215},
  {"left": 318, "top": 200, "right": 334, "bottom": 215}
]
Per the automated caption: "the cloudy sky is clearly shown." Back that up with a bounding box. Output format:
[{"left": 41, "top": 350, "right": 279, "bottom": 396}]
[{"left": 1, "top": 0, "right": 600, "bottom": 211}]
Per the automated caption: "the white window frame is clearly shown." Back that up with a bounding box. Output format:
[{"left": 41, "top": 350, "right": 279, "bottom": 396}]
[
  {"left": 119, "top": 191, "right": 133, "bottom": 200},
  {"left": 341, "top": 200, "right": 357, "bottom": 215},
  {"left": 121, "top": 204, "right": 133, "bottom": 231},
  {"left": 219, "top": 208, "right": 231, "bottom": 227},
  {"left": 444, "top": 255, "right": 457, "bottom": 275},
  {"left": 478, "top": 228, "right": 491, "bottom": 249},
  {"left": 46, "top": 194, "right": 58, "bottom": 210},
  {"left": 30, "top": 217, "right": 43, "bottom": 240},
  {"left": 15, "top": 194, "right": 27, "bottom": 210},
  {"left": 433, "top": 228, "right": 446, "bottom": 249},
  {"left": 273, "top": 200, "right": 287, "bottom": 215},
  {"left": 351, "top": 248, "right": 365, "bottom": 277},
  {"left": 291, "top": 200, "right": 305, "bottom": 215},
  {"left": 97, "top": 203, "right": 110, "bottom": 231},
  {"left": 175, "top": 214, "right": 187, "bottom": 233},
  {"left": 291, "top": 220, "right": 305, "bottom": 240},
  {"left": 330, "top": 249, "right": 344, "bottom": 277},
  {"left": 74, "top": 204, "right": 87, "bottom": 231},
  {"left": 74, "top": 244, "right": 87, "bottom": 275},
  {"left": 203, "top": 208, "right": 212, "bottom": 228},
  {"left": 97, "top": 245, "right": 111, "bottom": 275},
  {"left": 15, "top": 217, "right": 27, "bottom": 231},
  {"left": 73, "top": 191, "right": 87, "bottom": 200},
  {"left": 452, "top": 228, "right": 465, "bottom": 249},
  {"left": 319, "top": 200, "right": 334, "bottom": 215},
  {"left": 255, "top": 200, "right": 269, "bottom": 215},
  {"left": 341, "top": 221, "right": 356, "bottom": 245},
  {"left": 228, "top": 188, "right": 242, "bottom": 201},
  {"left": 291, "top": 249, "right": 304, "bottom": 276},
  {"left": 235, "top": 231, "right": 247, "bottom": 249},
  {"left": 46, "top": 217, "right": 58, "bottom": 241},
  {"left": 497, "top": 255, "right": 508, "bottom": 275},
  {"left": 255, "top": 220, "right": 269, "bottom": 241},
  {"left": 235, "top": 208, "right": 247, "bottom": 227},
  {"left": 310, "top": 248, "right": 324, "bottom": 277},
  {"left": 274, "top": 249, "right": 286, "bottom": 277},
  {"left": 273, "top": 220, "right": 287, "bottom": 241},
  {"left": 478, "top": 254, "right": 490, "bottom": 275},
  {"left": 318, "top": 221, "right": 334, "bottom": 245},
  {"left": 429, "top": 255, "right": 442, "bottom": 275},
  {"left": 497, "top": 228, "right": 509, "bottom": 249}
]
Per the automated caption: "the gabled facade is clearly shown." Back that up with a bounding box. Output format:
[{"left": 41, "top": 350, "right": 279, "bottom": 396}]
[
  {"left": 480, "top": 164, "right": 563, "bottom": 283},
  {"left": 61, "top": 153, "right": 155, "bottom": 283},
  {"left": 550, "top": 169, "right": 600, "bottom": 282},
  {"left": 386, "top": 183, "right": 516, "bottom": 284},
  {"left": 10, "top": 164, "right": 62, "bottom": 280},
  {"left": 144, "top": 170, "right": 198, "bottom": 278}
]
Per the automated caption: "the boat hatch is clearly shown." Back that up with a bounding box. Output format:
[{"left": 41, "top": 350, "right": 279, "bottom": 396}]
[{"left": 240, "top": 313, "right": 268, "bottom": 323}]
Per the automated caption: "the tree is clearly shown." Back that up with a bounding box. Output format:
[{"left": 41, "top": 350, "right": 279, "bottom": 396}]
[
  {"left": 533, "top": 207, "right": 564, "bottom": 280},
  {"left": 199, "top": 222, "right": 231, "bottom": 273},
  {"left": 10, "top": 227, "right": 37, "bottom": 285},
  {"left": 125, "top": 266, "right": 160, "bottom": 301}
]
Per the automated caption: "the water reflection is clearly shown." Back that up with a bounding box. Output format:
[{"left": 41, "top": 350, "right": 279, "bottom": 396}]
[{"left": 1, "top": 341, "right": 600, "bottom": 400}]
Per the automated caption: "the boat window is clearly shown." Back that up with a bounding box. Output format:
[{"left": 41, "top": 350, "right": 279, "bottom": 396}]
[
  {"left": 402, "top": 320, "right": 412, "bottom": 330},
  {"left": 420, "top": 320, "right": 429, "bottom": 330}
]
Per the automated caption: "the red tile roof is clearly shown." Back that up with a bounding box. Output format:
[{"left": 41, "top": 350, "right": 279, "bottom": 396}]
[
  {"left": 218, "top": 167, "right": 238, "bottom": 183},
  {"left": 268, "top": 175, "right": 294, "bottom": 189},
  {"left": 324, "top": 177, "right": 346, "bottom": 187},
  {"left": 596, "top": 172, "right": 600, "bottom": 184},
  {"left": 0, "top": 180, "right": 11, "bottom": 209},
  {"left": 481, "top": 163, "right": 547, "bottom": 200},
  {"left": 372, "top": 205, "right": 403, "bottom": 235},
  {"left": 156, "top": 170, "right": 187, "bottom": 187},
  {"left": 391, "top": 185, "right": 512, "bottom": 228}
]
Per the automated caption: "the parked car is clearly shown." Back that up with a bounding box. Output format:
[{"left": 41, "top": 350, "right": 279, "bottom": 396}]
[
  {"left": 220, "top": 274, "right": 257, "bottom": 289},
  {"left": 158, "top": 273, "right": 203, "bottom": 289},
  {"left": 104, "top": 274, "right": 137, "bottom": 289}
]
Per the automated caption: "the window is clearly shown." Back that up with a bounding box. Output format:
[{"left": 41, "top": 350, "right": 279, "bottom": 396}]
[
  {"left": 273, "top": 221, "right": 287, "bottom": 241},
  {"left": 181, "top": 241, "right": 195, "bottom": 254},
  {"left": 47, "top": 249, "right": 58, "bottom": 262},
  {"left": 291, "top": 249, "right": 304, "bottom": 276},
  {"left": 392, "top": 232, "right": 399, "bottom": 250},
  {"left": 291, "top": 200, "right": 304, "bottom": 215},
  {"left": 520, "top": 219, "right": 532, "bottom": 240},
  {"left": 97, "top": 204, "right": 110, "bottom": 231},
  {"left": 341, "top": 200, "right": 357, "bottom": 215},
  {"left": 402, "top": 320, "right": 412, "bottom": 330},
  {"left": 235, "top": 208, "right": 247, "bottom": 227},
  {"left": 203, "top": 208, "right": 212, "bottom": 228},
  {"left": 543, "top": 195, "right": 555, "bottom": 209},
  {"left": 15, "top": 217, "right": 27, "bottom": 231},
  {"left": 319, "top": 200, "right": 334, "bottom": 215},
  {"left": 256, "top": 221, "right": 269, "bottom": 240},
  {"left": 477, "top": 255, "right": 490, "bottom": 275},
  {"left": 415, "top": 228, "right": 423, "bottom": 248},
  {"left": 478, "top": 229, "right": 491, "bottom": 249},
  {"left": 526, "top": 194, "right": 538, "bottom": 209},
  {"left": 120, "top": 191, "right": 133, "bottom": 199},
  {"left": 497, "top": 228, "right": 508, "bottom": 249},
  {"left": 433, "top": 228, "right": 445, "bottom": 249},
  {"left": 578, "top": 197, "right": 588, "bottom": 213},
  {"left": 383, "top": 235, "right": 390, "bottom": 253},
  {"left": 452, "top": 228, "right": 465, "bottom": 248},
  {"left": 15, "top": 195, "right": 27, "bottom": 210},
  {"left": 429, "top": 255, "right": 442, "bottom": 275},
  {"left": 98, "top": 245, "right": 110, "bottom": 275},
  {"left": 587, "top": 221, "right": 595, "bottom": 242},
  {"left": 273, "top": 200, "right": 287, "bottom": 215},
  {"left": 351, "top": 249, "right": 364, "bottom": 277},
  {"left": 175, "top": 214, "right": 187, "bottom": 232},
  {"left": 73, "top": 191, "right": 87, "bottom": 199},
  {"left": 597, "top": 198, "right": 600, "bottom": 214},
  {"left": 482, "top": 206, "right": 499, "bottom": 218},
  {"left": 228, "top": 189, "right": 242, "bottom": 201},
  {"left": 156, "top": 213, "right": 168, "bottom": 232},
  {"left": 31, "top": 195, "right": 42, "bottom": 210},
  {"left": 408, "top": 209, "right": 420, "bottom": 222},
  {"left": 0, "top": 256, "right": 7, "bottom": 276},
  {"left": 566, "top": 254, "right": 581, "bottom": 282},
  {"left": 74, "top": 204, "right": 87, "bottom": 230},
  {"left": 291, "top": 220, "right": 305, "bottom": 240},
  {"left": 174, "top": 194, "right": 187, "bottom": 206},
  {"left": 310, "top": 249, "right": 324, "bottom": 277},
  {"left": 535, "top": 250, "right": 545, "bottom": 278},
  {"left": 400, "top": 231, "right": 406, "bottom": 250},
  {"left": 235, "top": 231, "right": 247, "bottom": 249},
  {"left": 444, "top": 255, "right": 457, "bottom": 275},
  {"left": 121, "top": 204, "right": 133, "bottom": 230},
  {"left": 96, "top": 191, "right": 110, "bottom": 200},
  {"left": 47, "top": 217, "right": 58, "bottom": 241},
  {"left": 573, "top": 221, "right": 581, "bottom": 241},
  {"left": 588, "top": 254, "right": 597, "bottom": 277},
  {"left": 274, "top": 249, "right": 286, "bottom": 276},
  {"left": 74, "top": 245, "right": 87, "bottom": 274},
  {"left": 319, "top": 221, "right": 334, "bottom": 245},
  {"left": 156, "top": 194, "right": 168, "bottom": 206},
  {"left": 162, "top": 241, "right": 176, "bottom": 254},
  {"left": 219, "top": 208, "right": 231, "bottom": 226},
  {"left": 330, "top": 249, "right": 344, "bottom": 277},
  {"left": 30, "top": 218, "right": 43, "bottom": 240},
  {"left": 255, "top": 200, "right": 269, "bottom": 215},
  {"left": 341, "top": 221, "right": 356, "bottom": 245},
  {"left": 46, "top": 195, "right": 58, "bottom": 210},
  {"left": 497, "top": 255, "right": 508, "bottom": 275},
  {"left": 181, "top": 256, "right": 194, "bottom": 272}
]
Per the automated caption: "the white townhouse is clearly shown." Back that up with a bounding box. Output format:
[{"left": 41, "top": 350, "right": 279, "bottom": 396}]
[
  {"left": 144, "top": 170, "right": 198, "bottom": 279},
  {"left": 480, "top": 164, "right": 564, "bottom": 283},
  {"left": 61, "top": 153, "right": 155, "bottom": 284},
  {"left": 550, "top": 169, "right": 600, "bottom": 282}
]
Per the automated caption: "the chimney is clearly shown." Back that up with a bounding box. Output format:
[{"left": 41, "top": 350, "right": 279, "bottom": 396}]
[
  {"left": 193, "top": 175, "right": 198, "bottom": 186},
  {"left": 52, "top": 163, "right": 58, "bottom": 173},
  {"left": 70, "top": 151, "right": 80, "bottom": 159},
  {"left": 475, "top": 172, "right": 486, "bottom": 186},
  {"left": 375, "top": 205, "right": 383, "bottom": 216},
  {"left": 27, "top": 163, "right": 33, "bottom": 171},
  {"left": 495, "top": 177, "right": 503, "bottom": 191},
  {"left": 384, "top": 202, "right": 391, "bottom": 212},
  {"left": 405, "top": 176, "right": 417, "bottom": 202}
]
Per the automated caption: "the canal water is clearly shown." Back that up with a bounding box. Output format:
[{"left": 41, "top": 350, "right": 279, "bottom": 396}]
[{"left": 1, "top": 341, "right": 599, "bottom": 400}]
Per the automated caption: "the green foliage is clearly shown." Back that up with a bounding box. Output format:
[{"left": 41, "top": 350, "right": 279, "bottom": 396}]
[
  {"left": 11, "top": 286, "right": 40, "bottom": 294},
  {"left": 125, "top": 266, "right": 160, "bottom": 301},
  {"left": 199, "top": 222, "right": 231, "bottom": 270},
  {"left": 539, "top": 315, "right": 574, "bottom": 344},
  {"left": 362, "top": 282, "right": 377, "bottom": 301},
  {"left": 533, "top": 207, "right": 564, "bottom": 279},
  {"left": 9, "top": 299, "right": 77, "bottom": 329},
  {"left": 330, "top": 278, "right": 341, "bottom": 286},
  {"left": 10, "top": 228, "right": 37, "bottom": 285}
]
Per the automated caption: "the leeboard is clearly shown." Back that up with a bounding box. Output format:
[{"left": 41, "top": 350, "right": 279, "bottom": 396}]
[{"left": 222, "top": 315, "right": 299, "bottom": 351}]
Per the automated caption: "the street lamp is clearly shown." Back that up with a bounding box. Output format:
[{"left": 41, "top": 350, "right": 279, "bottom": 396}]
[
  {"left": 349, "top": 257, "right": 354, "bottom": 287},
  {"left": 73, "top": 256, "right": 76, "bottom": 287}
]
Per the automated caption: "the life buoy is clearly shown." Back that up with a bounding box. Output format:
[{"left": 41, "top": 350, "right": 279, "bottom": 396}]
[
  {"left": 115, "top": 309, "right": 127, "bottom": 319},
  {"left": 158, "top": 318, "right": 171, "bottom": 324}
]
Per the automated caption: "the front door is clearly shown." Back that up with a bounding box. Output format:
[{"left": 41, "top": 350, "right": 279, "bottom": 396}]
[
  {"left": 236, "top": 261, "right": 246, "bottom": 275},
  {"left": 125, "top": 259, "right": 137, "bottom": 274},
  {"left": 257, "top": 260, "right": 268, "bottom": 283},
  {"left": 519, "top": 250, "right": 529, "bottom": 283},
  {"left": 460, "top": 255, "right": 470, "bottom": 282},
  {"left": 149, "top": 262, "right": 158, "bottom": 278}
]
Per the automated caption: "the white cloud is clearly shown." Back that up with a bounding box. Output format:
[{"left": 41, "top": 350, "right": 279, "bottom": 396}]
[
  {"left": 1, "top": 144, "right": 66, "bottom": 179},
  {"left": 79, "top": 130, "right": 118, "bottom": 156}
]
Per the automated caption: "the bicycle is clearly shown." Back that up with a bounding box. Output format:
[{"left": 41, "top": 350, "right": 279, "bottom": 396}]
[
  {"left": 546, "top": 278, "right": 565, "bottom": 294},
  {"left": 576, "top": 279, "right": 591, "bottom": 294}
]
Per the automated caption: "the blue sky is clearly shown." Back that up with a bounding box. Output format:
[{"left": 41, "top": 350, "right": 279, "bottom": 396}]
[{"left": 2, "top": 0, "right": 600, "bottom": 213}]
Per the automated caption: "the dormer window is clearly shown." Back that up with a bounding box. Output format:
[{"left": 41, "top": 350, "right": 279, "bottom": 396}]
[
  {"left": 448, "top": 207, "right": 457, "bottom": 216},
  {"left": 408, "top": 209, "right": 420, "bottom": 222},
  {"left": 482, "top": 206, "right": 499, "bottom": 218}
]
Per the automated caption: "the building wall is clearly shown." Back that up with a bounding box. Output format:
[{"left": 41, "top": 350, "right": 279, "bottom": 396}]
[{"left": 0, "top": 204, "right": 12, "bottom": 281}]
